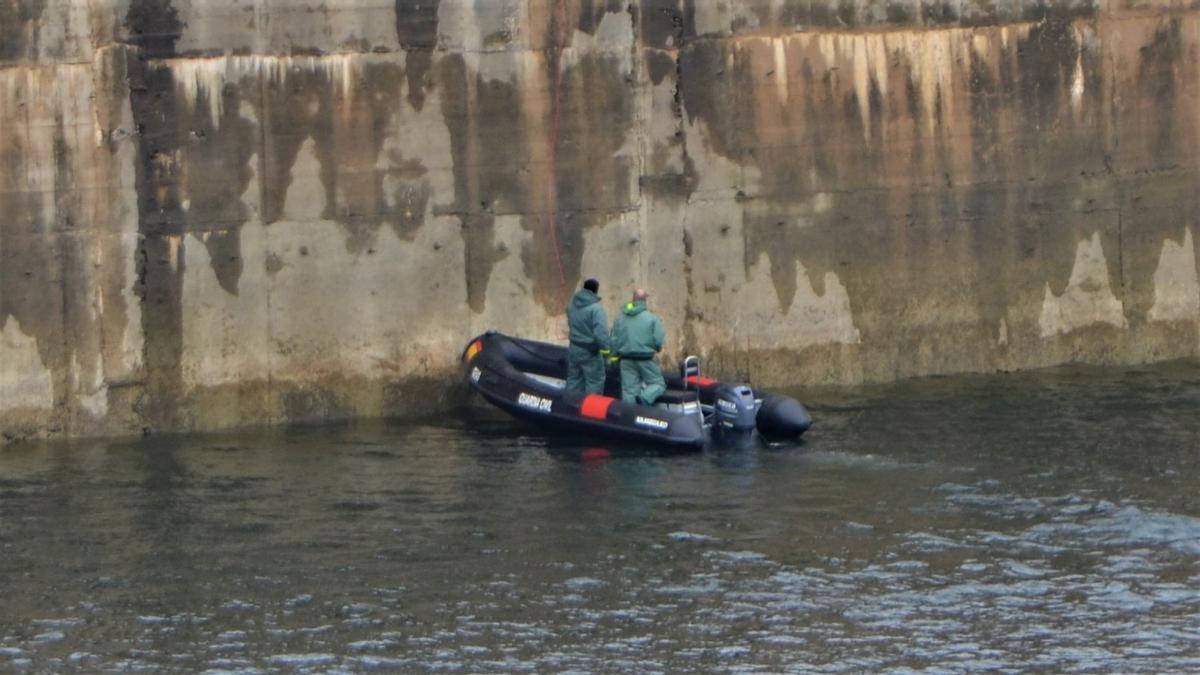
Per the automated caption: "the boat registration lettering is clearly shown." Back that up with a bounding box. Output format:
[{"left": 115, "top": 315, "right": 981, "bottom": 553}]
[
  {"left": 470, "top": 367, "right": 482, "bottom": 382},
  {"left": 518, "top": 392, "right": 553, "bottom": 413},
  {"left": 635, "top": 415, "right": 668, "bottom": 430}
]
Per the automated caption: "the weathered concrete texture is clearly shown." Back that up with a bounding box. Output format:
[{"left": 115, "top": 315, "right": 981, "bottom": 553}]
[
  {"left": 667, "top": 5, "right": 1200, "bottom": 384},
  {"left": 0, "top": 48, "right": 143, "bottom": 442},
  {"left": 1, "top": 0, "right": 1198, "bottom": 442},
  {"left": 0, "top": 0, "right": 119, "bottom": 64}
]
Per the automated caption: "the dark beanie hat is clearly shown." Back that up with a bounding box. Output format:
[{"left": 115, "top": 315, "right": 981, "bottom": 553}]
[{"left": 583, "top": 278, "right": 599, "bottom": 293}]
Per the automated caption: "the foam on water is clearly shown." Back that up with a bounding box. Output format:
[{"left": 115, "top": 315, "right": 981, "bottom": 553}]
[
  {"left": 220, "top": 600, "right": 256, "bottom": 611},
  {"left": 667, "top": 531, "right": 719, "bottom": 543},
  {"left": 203, "top": 666, "right": 264, "bottom": 675},
  {"left": 706, "top": 550, "right": 772, "bottom": 564},
  {"left": 347, "top": 639, "right": 392, "bottom": 652},
  {"left": 1000, "top": 560, "right": 1054, "bottom": 578},
  {"left": 562, "top": 577, "right": 605, "bottom": 590},
  {"left": 266, "top": 653, "right": 337, "bottom": 668},
  {"left": 903, "top": 531, "right": 962, "bottom": 551},
  {"left": 284, "top": 594, "right": 313, "bottom": 607},
  {"left": 31, "top": 618, "right": 81, "bottom": 629},
  {"left": 206, "top": 643, "right": 245, "bottom": 654},
  {"left": 348, "top": 655, "right": 416, "bottom": 670}
]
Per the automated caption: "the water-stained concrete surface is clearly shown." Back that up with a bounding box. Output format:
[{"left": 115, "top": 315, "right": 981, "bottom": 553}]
[{"left": 0, "top": 0, "right": 1198, "bottom": 442}]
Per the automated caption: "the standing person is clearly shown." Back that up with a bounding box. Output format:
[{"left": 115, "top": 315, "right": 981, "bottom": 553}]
[
  {"left": 610, "top": 288, "right": 666, "bottom": 406},
  {"left": 564, "top": 278, "right": 610, "bottom": 395}
]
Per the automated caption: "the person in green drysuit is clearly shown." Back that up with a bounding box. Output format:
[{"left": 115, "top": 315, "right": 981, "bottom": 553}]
[
  {"left": 564, "top": 278, "right": 610, "bottom": 395},
  {"left": 610, "top": 288, "right": 666, "bottom": 405}
]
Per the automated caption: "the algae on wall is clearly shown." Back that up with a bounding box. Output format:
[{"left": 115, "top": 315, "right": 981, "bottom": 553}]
[{"left": 0, "top": 0, "right": 1197, "bottom": 442}]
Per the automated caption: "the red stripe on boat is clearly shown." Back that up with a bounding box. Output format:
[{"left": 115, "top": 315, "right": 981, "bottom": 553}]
[
  {"left": 580, "top": 394, "right": 615, "bottom": 420},
  {"left": 686, "top": 376, "right": 717, "bottom": 386}
]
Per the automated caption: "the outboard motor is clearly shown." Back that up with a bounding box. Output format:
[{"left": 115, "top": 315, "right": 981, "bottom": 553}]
[{"left": 713, "top": 384, "right": 757, "bottom": 432}]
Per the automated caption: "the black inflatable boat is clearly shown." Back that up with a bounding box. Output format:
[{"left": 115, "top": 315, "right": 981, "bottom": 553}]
[{"left": 460, "top": 331, "right": 812, "bottom": 449}]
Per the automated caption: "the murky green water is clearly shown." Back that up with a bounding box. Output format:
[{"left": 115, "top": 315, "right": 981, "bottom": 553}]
[{"left": 2, "top": 361, "right": 1199, "bottom": 672}]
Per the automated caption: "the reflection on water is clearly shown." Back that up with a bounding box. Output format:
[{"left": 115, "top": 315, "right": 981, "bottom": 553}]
[{"left": 1, "top": 360, "right": 1199, "bottom": 672}]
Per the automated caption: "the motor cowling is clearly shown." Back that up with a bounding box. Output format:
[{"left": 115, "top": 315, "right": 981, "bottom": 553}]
[{"left": 713, "top": 384, "right": 757, "bottom": 432}]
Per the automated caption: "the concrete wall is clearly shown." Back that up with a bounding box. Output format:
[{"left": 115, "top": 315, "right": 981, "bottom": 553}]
[{"left": 1, "top": 0, "right": 1198, "bottom": 442}]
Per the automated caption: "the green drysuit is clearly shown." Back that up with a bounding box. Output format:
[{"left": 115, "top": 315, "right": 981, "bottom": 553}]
[
  {"left": 610, "top": 300, "right": 666, "bottom": 405},
  {"left": 564, "top": 289, "right": 610, "bottom": 395}
]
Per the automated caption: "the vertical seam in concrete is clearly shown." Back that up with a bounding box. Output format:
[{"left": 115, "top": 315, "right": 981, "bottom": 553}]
[
  {"left": 57, "top": 144, "right": 74, "bottom": 437},
  {"left": 63, "top": 110, "right": 87, "bottom": 436},
  {"left": 83, "top": 63, "right": 111, "bottom": 430},
  {"left": 1116, "top": 207, "right": 1126, "bottom": 298},
  {"left": 630, "top": 3, "right": 646, "bottom": 283},
  {"left": 463, "top": 58, "right": 479, "bottom": 316},
  {"left": 1105, "top": 26, "right": 1126, "bottom": 308},
  {"left": 258, "top": 69, "right": 274, "bottom": 426},
  {"left": 546, "top": 0, "right": 570, "bottom": 306},
  {"left": 674, "top": 12, "right": 689, "bottom": 351}
]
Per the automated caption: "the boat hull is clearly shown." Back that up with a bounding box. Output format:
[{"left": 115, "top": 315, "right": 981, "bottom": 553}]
[{"left": 460, "top": 331, "right": 811, "bottom": 449}]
